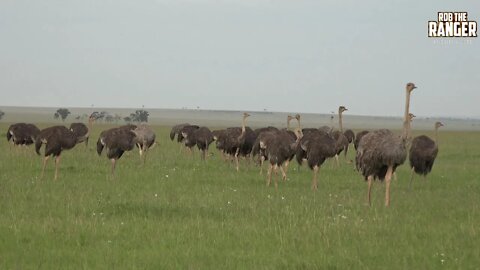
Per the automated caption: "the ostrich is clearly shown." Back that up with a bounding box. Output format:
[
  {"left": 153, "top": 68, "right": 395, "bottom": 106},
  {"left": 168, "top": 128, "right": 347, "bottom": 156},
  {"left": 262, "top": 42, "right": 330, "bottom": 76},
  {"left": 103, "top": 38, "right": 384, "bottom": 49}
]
[
  {"left": 260, "top": 128, "right": 302, "bottom": 189},
  {"left": 97, "top": 125, "right": 138, "bottom": 176},
  {"left": 356, "top": 82, "right": 416, "bottom": 207},
  {"left": 222, "top": 113, "right": 251, "bottom": 171},
  {"left": 179, "top": 125, "right": 200, "bottom": 153},
  {"left": 132, "top": 124, "right": 156, "bottom": 163},
  {"left": 344, "top": 129, "right": 355, "bottom": 146},
  {"left": 354, "top": 130, "right": 369, "bottom": 150},
  {"left": 182, "top": 126, "right": 214, "bottom": 160},
  {"left": 212, "top": 129, "right": 227, "bottom": 159},
  {"left": 331, "top": 106, "right": 350, "bottom": 166},
  {"left": 35, "top": 125, "right": 87, "bottom": 180},
  {"left": 409, "top": 121, "right": 443, "bottom": 187},
  {"left": 344, "top": 129, "right": 355, "bottom": 143},
  {"left": 252, "top": 120, "right": 296, "bottom": 175},
  {"left": 170, "top": 123, "right": 191, "bottom": 142},
  {"left": 297, "top": 129, "right": 337, "bottom": 190},
  {"left": 70, "top": 123, "right": 89, "bottom": 147},
  {"left": 7, "top": 123, "right": 40, "bottom": 146}
]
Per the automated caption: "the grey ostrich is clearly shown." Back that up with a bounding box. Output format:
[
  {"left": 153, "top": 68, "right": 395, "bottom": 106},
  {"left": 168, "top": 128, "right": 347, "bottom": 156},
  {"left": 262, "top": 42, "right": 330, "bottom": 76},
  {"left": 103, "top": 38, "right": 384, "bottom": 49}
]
[
  {"left": 7, "top": 123, "right": 40, "bottom": 147},
  {"left": 182, "top": 126, "right": 214, "bottom": 160},
  {"left": 70, "top": 123, "right": 89, "bottom": 147},
  {"left": 132, "top": 124, "right": 156, "bottom": 163},
  {"left": 409, "top": 121, "right": 443, "bottom": 187},
  {"left": 35, "top": 126, "right": 87, "bottom": 180},
  {"left": 356, "top": 82, "right": 416, "bottom": 207},
  {"left": 97, "top": 125, "right": 138, "bottom": 177}
]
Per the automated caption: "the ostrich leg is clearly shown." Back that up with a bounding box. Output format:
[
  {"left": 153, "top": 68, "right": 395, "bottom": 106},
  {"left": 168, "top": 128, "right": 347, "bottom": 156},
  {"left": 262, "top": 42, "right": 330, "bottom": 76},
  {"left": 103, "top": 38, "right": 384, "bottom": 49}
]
[
  {"left": 54, "top": 155, "right": 61, "bottom": 180},
  {"left": 273, "top": 164, "right": 279, "bottom": 190},
  {"left": 284, "top": 160, "right": 290, "bottom": 174},
  {"left": 259, "top": 156, "right": 265, "bottom": 175},
  {"left": 280, "top": 165, "right": 287, "bottom": 182},
  {"left": 385, "top": 165, "right": 394, "bottom": 207},
  {"left": 409, "top": 167, "right": 415, "bottom": 190},
  {"left": 312, "top": 165, "right": 319, "bottom": 190},
  {"left": 110, "top": 159, "right": 116, "bottom": 178},
  {"left": 367, "top": 175, "right": 373, "bottom": 206},
  {"left": 266, "top": 164, "right": 273, "bottom": 187},
  {"left": 335, "top": 154, "right": 340, "bottom": 167},
  {"left": 41, "top": 156, "right": 50, "bottom": 179},
  {"left": 235, "top": 149, "right": 240, "bottom": 172}
]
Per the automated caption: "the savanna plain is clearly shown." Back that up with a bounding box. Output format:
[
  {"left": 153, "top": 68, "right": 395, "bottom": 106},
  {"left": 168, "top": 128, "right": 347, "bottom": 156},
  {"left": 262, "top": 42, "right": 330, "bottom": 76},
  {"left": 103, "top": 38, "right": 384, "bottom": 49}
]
[{"left": 1, "top": 121, "right": 479, "bottom": 269}]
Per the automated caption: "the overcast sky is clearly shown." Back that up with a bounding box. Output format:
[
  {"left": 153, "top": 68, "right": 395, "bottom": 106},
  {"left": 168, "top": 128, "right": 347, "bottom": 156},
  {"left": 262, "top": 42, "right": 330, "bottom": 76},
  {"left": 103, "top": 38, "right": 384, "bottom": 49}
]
[{"left": 1, "top": 0, "right": 479, "bottom": 118}]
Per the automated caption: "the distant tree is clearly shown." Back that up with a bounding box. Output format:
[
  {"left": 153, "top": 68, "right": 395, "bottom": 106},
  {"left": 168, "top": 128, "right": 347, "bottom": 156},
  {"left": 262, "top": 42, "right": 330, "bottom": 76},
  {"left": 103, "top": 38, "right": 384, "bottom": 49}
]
[
  {"left": 75, "top": 115, "right": 81, "bottom": 120},
  {"left": 114, "top": 114, "right": 122, "bottom": 124},
  {"left": 130, "top": 109, "right": 149, "bottom": 122},
  {"left": 105, "top": 114, "right": 114, "bottom": 123},
  {"left": 55, "top": 108, "right": 71, "bottom": 122},
  {"left": 0, "top": 110, "right": 4, "bottom": 120},
  {"left": 124, "top": 116, "right": 132, "bottom": 123}
]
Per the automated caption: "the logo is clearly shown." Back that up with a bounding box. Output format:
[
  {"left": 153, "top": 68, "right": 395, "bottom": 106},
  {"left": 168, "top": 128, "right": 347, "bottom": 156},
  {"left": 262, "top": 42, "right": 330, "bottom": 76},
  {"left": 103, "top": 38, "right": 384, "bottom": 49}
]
[{"left": 428, "top": 12, "right": 477, "bottom": 37}]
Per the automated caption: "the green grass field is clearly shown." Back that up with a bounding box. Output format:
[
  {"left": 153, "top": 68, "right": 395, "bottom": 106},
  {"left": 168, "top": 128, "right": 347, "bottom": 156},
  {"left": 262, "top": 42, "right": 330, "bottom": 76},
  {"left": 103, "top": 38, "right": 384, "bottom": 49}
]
[{"left": 1, "top": 123, "right": 479, "bottom": 269}]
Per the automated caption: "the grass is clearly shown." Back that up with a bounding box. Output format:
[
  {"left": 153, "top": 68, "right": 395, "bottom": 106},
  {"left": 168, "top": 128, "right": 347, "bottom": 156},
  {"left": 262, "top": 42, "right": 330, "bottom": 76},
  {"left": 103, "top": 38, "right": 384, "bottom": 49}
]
[{"left": 0, "top": 123, "right": 479, "bottom": 269}]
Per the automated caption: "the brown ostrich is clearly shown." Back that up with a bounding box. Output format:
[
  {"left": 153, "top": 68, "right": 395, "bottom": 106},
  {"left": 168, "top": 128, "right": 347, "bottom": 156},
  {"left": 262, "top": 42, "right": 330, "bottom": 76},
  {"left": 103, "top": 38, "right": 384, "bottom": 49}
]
[
  {"left": 344, "top": 129, "right": 355, "bottom": 144},
  {"left": 170, "top": 123, "right": 191, "bottom": 143},
  {"left": 70, "top": 123, "right": 89, "bottom": 147},
  {"left": 409, "top": 121, "right": 443, "bottom": 188},
  {"left": 252, "top": 116, "right": 296, "bottom": 175},
  {"left": 259, "top": 127, "right": 302, "bottom": 189},
  {"left": 354, "top": 130, "right": 369, "bottom": 150},
  {"left": 97, "top": 125, "right": 138, "bottom": 177},
  {"left": 356, "top": 82, "right": 416, "bottom": 207},
  {"left": 295, "top": 114, "right": 337, "bottom": 190},
  {"left": 7, "top": 123, "right": 40, "bottom": 147},
  {"left": 35, "top": 126, "right": 87, "bottom": 180},
  {"left": 179, "top": 125, "right": 200, "bottom": 153},
  {"left": 222, "top": 113, "right": 252, "bottom": 171},
  {"left": 182, "top": 126, "right": 214, "bottom": 160},
  {"left": 331, "top": 106, "right": 349, "bottom": 166}
]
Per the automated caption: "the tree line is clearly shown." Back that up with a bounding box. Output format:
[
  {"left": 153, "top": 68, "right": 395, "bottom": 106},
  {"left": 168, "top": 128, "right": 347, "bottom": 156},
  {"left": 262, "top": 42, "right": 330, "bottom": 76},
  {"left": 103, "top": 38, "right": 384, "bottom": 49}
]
[{"left": 53, "top": 108, "right": 150, "bottom": 123}]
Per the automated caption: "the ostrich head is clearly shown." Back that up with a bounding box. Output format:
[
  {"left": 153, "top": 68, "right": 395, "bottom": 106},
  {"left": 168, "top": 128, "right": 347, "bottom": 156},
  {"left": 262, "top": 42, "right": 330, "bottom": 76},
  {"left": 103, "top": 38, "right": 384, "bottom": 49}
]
[
  {"left": 435, "top": 122, "right": 444, "bottom": 128},
  {"left": 294, "top": 114, "right": 301, "bottom": 129},
  {"left": 293, "top": 128, "right": 303, "bottom": 140},
  {"left": 408, "top": 113, "right": 416, "bottom": 121},
  {"left": 338, "top": 106, "right": 348, "bottom": 113},
  {"left": 406, "top": 82, "right": 417, "bottom": 92},
  {"left": 243, "top": 112, "right": 250, "bottom": 118}
]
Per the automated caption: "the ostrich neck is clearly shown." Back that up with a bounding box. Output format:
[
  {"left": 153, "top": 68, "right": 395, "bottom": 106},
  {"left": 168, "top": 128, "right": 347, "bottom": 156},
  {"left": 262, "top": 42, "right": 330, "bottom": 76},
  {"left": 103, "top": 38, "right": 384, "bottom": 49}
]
[
  {"left": 434, "top": 126, "right": 439, "bottom": 144},
  {"left": 402, "top": 90, "right": 411, "bottom": 139},
  {"left": 338, "top": 111, "right": 344, "bottom": 132},
  {"left": 241, "top": 117, "right": 247, "bottom": 133}
]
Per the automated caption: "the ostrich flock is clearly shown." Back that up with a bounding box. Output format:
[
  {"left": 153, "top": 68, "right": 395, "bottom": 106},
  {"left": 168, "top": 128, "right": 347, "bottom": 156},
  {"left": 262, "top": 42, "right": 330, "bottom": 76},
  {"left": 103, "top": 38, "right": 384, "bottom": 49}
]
[{"left": 6, "top": 83, "right": 443, "bottom": 207}]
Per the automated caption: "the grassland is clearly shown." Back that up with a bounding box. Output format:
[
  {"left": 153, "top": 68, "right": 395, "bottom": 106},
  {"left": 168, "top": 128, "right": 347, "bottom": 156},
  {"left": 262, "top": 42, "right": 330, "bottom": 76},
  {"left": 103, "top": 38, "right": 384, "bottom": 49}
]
[{"left": 0, "top": 123, "right": 479, "bottom": 269}]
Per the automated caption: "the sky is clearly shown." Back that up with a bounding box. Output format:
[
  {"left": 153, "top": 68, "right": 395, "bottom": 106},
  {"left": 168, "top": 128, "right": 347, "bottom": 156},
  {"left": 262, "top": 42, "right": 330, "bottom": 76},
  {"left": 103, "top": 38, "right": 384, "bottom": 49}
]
[{"left": 1, "top": 0, "right": 479, "bottom": 118}]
